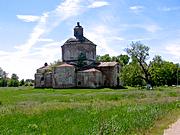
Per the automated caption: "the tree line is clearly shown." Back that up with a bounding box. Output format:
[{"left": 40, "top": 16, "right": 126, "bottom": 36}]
[
  {"left": 97, "top": 41, "right": 180, "bottom": 87},
  {"left": 0, "top": 68, "right": 34, "bottom": 87}
]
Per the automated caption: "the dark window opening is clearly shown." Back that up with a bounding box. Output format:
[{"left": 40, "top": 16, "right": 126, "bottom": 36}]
[
  {"left": 41, "top": 77, "right": 44, "bottom": 81},
  {"left": 94, "top": 82, "right": 97, "bottom": 86},
  {"left": 78, "top": 81, "right": 81, "bottom": 86},
  {"left": 117, "top": 77, "right": 120, "bottom": 86},
  {"left": 117, "top": 66, "right": 120, "bottom": 73},
  {"left": 104, "top": 80, "right": 107, "bottom": 86}
]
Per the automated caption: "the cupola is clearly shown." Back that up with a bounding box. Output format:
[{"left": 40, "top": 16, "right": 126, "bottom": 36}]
[{"left": 74, "top": 22, "right": 84, "bottom": 41}]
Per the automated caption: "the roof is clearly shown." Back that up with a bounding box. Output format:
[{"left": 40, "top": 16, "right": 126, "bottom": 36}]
[
  {"left": 37, "top": 65, "right": 51, "bottom": 74},
  {"left": 97, "top": 62, "right": 118, "bottom": 67},
  {"left": 65, "top": 38, "right": 78, "bottom": 42},
  {"left": 79, "top": 68, "right": 101, "bottom": 73},
  {"left": 63, "top": 37, "right": 96, "bottom": 46},
  {"left": 57, "top": 63, "right": 74, "bottom": 67},
  {"left": 38, "top": 65, "right": 50, "bottom": 70}
]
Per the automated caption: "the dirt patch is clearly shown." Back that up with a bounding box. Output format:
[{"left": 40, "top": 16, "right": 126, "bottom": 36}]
[{"left": 164, "top": 119, "right": 180, "bottom": 135}]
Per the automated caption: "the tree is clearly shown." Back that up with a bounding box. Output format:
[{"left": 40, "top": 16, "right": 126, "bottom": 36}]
[
  {"left": 0, "top": 67, "right": 8, "bottom": 87},
  {"left": 50, "top": 60, "right": 63, "bottom": 67},
  {"left": 125, "top": 41, "right": 152, "bottom": 87},
  {"left": 96, "top": 54, "right": 130, "bottom": 66},
  {"left": 121, "top": 61, "right": 145, "bottom": 86},
  {"left": 19, "top": 79, "right": 25, "bottom": 86},
  {"left": 149, "top": 56, "right": 164, "bottom": 86},
  {"left": 98, "top": 54, "right": 111, "bottom": 62},
  {"left": 0, "top": 67, "right": 3, "bottom": 78},
  {"left": 111, "top": 56, "right": 117, "bottom": 62},
  {"left": 162, "top": 61, "right": 177, "bottom": 86},
  {"left": 0, "top": 67, "right": 7, "bottom": 79},
  {"left": 25, "top": 79, "right": 34, "bottom": 86},
  {"left": 96, "top": 55, "right": 101, "bottom": 62},
  {"left": 116, "top": 54, "right": 130, "bottom": 66},
  {"left": 177, "top": 63, "right": 180, "bottom": 86},
  {"left": 11, "top": 73, "right": 19, "bottom": 80},
  {"left": 77, "top": 52, "right": 87, "bottom": 67},
  {"left": 8, "top": 73, "right": 19, "bottom": 87},
  {"left": 149, "top": 56, "right": 177, "bottom": 86},
  {"left": 0, "top": 78, "right": 8, "bottom": 87}
]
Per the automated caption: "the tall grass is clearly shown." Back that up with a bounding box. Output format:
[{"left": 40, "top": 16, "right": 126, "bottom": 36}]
[{"left": 0, "top": 87, "right": 179, "bottom": 134}]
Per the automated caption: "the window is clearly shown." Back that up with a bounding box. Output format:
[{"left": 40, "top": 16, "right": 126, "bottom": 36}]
[
  {"left": 41, "top": 77, "right": 44, "bottom": 81},
  {"left": 78, "top": 81, "right": 81, "bottom": 86},
  {"left": 117, "top": 66, "right": 120, "bottom": 73},
  {"left": 117, "top": 77, "right": 120, "bottom": 86}
]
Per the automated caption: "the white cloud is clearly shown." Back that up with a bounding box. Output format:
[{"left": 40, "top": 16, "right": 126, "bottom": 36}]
[
  {"left": 86, "top": 25, "right": 119, "bottom": 56},
  {"left": 0, "top": 0, "right": 81, "bottom": 79},
  {"left": 152, "top": 42, "right": 180, "bottom": 63},
  {"left": 144, "top": 24, "right": 161, "bottom": 33},
  {"left": 16, "top": 15, "right": 40, "bottom": 22},
  {"left": 1, "top": 0, "right": 110, "bottom": 79},
  {"left": 88, "top": 1, "right": 109, "bottom": 8},
  {"left": 132, "top": 24, "right": 161, "bottom": 33},
  {"left": 15, "top": 0, "right": 85, "bottom": 55},
  {"left": 130, "top": 6, "right": 143, "bottom": 10},
  {"left": 14, "top": 13, "right": 48, "bottom": 55},
  {"left": 37, "top": 38, "right": 54, "bottom": 42},
  {"left": 0, "top": 41, "right": 62, "bottom": 80},
  {"left": 159, "top": 6, "right": 180, "bottom": 12},
  {"left": 129, "top": 37, "right": 153, "bottom": 42},
  {"left": 129, "top": 5, "right": 144, "bottom": 13},
  {"left": 32, "top": 42, "right": 62, "bottom": 60},
  {"left": 0, "top": 50, "right": 10, "bottom": 56},
  {"left": 112, "top": 36, "right": 125, "bottom": 41},
  {"left": 165, "top": 44, "right": 180, "bottom": 59}
]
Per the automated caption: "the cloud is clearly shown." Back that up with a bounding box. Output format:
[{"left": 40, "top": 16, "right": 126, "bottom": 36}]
[
  {"left": 86, "top": 25, "right": 120, "bottom": 56},
  {"left": 0, "top": 50, "right": 10, "bottom": 56},
  {"left": 1, "top": 0, "right": 110, "bottom": 79},
  {"left": 88, "top": 1, "right": 109, "bottom": 8},
  {"left": 143, "top": 24, "right": 161, "bottom": 33},
  {"left": 128, "top": 37, "right": 153, "bottom": 42},
  {"left": 15, "top": 0, "right": 84, "bottom": 55},
  {"left": 37, "top": 38, "right": 54, "bottom": 42},
  {"left": 0, "top": 41, "right": 62, "bottom": 80},
  {"left": 129, "top": 5, "right": 144, "bottom": 13},
  {"left": 15, "top": 13, "right": 48, "bottom": 54},
  {"left": 0, "top": 0, "right": 83, "bottom": 79},
  {"left": 16, "top": 15, "right": 40, "bottom": 22},
  {"left": 112, "top": 36, "right": 125, "bottom": 41},
  {"left": 120, "top": 23, "right": 161, "bottom": 33},
  {"left": 14, "top": 0, "right": 110, "bottom": 55},
  {"left": 159, "top": 6, "right": 180, "bottom": 12},
  {"left": 32, "top": 41, "right": 63, "bottom": 60},
  {"left": 152, "top": 42, "right": 180, "bottom": 63},
  {"left": 165, "top": 44, "right": 180, "bottom": 59}
]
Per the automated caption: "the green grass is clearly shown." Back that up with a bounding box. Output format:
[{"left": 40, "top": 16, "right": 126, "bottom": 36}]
[{"left": 0, "top": 87, "right": 179, "bottom": 135}]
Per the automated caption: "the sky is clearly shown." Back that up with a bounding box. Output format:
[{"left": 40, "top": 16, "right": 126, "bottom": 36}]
[{"left": 0, "top": 0, "right": 180, "bottom": 79}]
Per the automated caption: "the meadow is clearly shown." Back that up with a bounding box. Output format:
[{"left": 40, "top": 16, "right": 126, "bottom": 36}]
[{"left": 0, "top": 87, "right": 179, "bottom": 135}]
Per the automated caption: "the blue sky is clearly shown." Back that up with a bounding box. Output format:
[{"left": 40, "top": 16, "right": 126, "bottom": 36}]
[{"left": 0, "top": 0, "right": 180, "bottom": 79}]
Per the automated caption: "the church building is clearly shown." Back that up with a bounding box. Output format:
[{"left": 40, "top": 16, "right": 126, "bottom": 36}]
[{"left": 35, "top": 22, "right": 121, "bottom": 88}]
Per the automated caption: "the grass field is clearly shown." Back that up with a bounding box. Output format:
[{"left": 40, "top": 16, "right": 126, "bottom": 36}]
[{"left": 0, "top": 87, "right": 179, "bottom": 135}]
